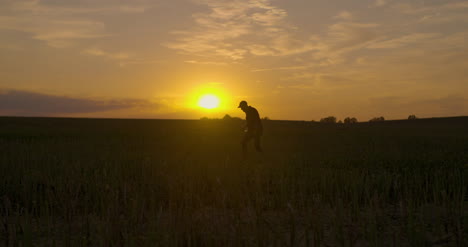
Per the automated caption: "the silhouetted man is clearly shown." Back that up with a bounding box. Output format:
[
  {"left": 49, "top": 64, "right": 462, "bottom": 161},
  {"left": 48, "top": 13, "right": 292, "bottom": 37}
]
[{"left": 238, "top": 100, "right": 263, "bottom": 158}]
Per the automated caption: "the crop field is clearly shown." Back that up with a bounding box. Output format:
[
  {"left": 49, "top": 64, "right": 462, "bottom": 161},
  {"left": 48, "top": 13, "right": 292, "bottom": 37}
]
[{"left": 0, "top": 116, "right": 467, "bottom": 246}]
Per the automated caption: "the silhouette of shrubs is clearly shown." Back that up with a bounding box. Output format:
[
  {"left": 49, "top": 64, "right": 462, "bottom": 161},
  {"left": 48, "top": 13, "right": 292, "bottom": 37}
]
[
  {"left": 408, "top": 115, "right": 417, "bottom": 120},
  {"left": 369, "top": 116, "right": 385, "bottom": 122},
  {"left": 222, "top": 114, "right": 242, "bottom": 121},
  {"left": 344, "top": 117, "right": 358, "bottom": 124},
  {"left": 320, "top": 116, "right": 337, "bottom": 123}
]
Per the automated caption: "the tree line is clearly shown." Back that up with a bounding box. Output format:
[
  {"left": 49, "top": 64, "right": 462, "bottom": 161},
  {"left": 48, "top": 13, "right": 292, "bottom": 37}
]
[
  {"left": 202, "top": 114, "right": 419, "bottom": 123},
  {"left": 318, "top": 115, "right": 419, "bottom": 124}
]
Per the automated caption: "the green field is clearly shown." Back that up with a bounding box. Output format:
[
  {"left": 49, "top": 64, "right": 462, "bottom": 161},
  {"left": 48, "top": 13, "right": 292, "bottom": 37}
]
[{"left": 1, "top": 116, "right": 467, "bottom": 246}]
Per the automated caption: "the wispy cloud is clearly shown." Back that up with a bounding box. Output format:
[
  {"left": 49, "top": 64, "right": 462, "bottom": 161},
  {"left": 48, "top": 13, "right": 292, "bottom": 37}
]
[
  {"left": 81, "top": 48, "right": 155, "bottom": 66},
  {"left": 367, "top": 33, "right": 441, "bottom": 49},
  {"left": 394, "top": 1, "right": 468, "bottom": 15},
  {"left": 308, "top": 22, "right": 379, "bottom": 66},
  {"left": 184, "top": 60, "right": 228, "bottom": 66},
  {"left": 334, "top": 11, "right": 353, "bottom": 20},
  {"left": 251, "top": 65, "right": 311, "bottom": 72},
  {"left": 10, "top": 0, "right": 153, "bottom": 15},
  {"left": 167, "top": 0, "right": 382, "bottom": 69},
  {"left": 327, "top": 22, "right": 379, "bottom": 46},
  {"left": 82, "top": 48, "right": 131, "bottom": 60},
  {"left": 166, "top": 0, "right": 320, "bottom": 59},
  {"left": 0, "top": 15, "right": 107, "bottom": 48},
  {"left": 419, "top": 12, "right": 468, "bottom": 24},
  {"left": 0, "top": 0, "right": 154, "bottom": 48},
  {"left": 374, "top": 0, "right": 388, "bottom": 7}
]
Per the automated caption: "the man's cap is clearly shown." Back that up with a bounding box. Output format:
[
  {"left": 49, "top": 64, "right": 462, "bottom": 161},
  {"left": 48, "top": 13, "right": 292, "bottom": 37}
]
[{"left": 238, "top": 100, "right": 248, "bottom": 108}]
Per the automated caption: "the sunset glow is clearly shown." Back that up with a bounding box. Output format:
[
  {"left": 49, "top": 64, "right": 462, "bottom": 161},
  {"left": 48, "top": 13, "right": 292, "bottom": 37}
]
[
  {"left": 198, "top": 95, "right": 220, "bottom": 110},
  {"left": 1, "top": 0, "right": 468, "bottom": 120}
]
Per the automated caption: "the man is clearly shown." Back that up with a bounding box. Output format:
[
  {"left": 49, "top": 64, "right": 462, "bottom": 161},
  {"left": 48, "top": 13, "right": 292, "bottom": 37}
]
[{"left": 238, "top": 100, "right": 263, "bottom": 157}]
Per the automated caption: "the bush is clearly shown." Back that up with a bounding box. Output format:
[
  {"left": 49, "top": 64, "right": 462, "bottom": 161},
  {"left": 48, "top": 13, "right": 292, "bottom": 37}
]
[
  {"left": 320, "top": 116, "right": 337, "bottom": 124},
  {"left": 369, "top": 116, "right": 385, "bottom": 122},
  {"left": 344, "top": 117, "right": 358, "bottom": 124}
]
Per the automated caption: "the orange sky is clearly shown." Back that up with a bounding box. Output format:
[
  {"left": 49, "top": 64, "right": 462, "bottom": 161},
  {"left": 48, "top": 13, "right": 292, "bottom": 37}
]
[{"left": 1, "top": 0, "right": 468, "bottom": 120}]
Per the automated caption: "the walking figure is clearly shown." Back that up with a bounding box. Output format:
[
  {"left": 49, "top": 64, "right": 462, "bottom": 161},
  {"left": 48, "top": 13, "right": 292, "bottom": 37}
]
[{"left": 238, "top": 100, "right": 263, "bottom": 158}]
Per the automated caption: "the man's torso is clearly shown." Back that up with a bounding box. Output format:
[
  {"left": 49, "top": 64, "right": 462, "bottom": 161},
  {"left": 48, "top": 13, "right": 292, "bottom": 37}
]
[{"left": 246, "top": 106, "right": 262, "bottom": 131}]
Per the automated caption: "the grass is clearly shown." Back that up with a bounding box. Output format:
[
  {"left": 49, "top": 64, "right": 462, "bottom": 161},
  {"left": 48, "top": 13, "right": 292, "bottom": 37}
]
[{"left": 0, "top": 116, "right": 467, "bottom": 246}]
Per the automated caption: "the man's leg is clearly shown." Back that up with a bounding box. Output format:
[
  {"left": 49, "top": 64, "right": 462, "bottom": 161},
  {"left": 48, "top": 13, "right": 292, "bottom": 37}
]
[
  {"left": 254, "top": 133, "right": 262, "bottom": 152},
  {"left": 242, "top": 132, "right": 253, "bottom": 159}
]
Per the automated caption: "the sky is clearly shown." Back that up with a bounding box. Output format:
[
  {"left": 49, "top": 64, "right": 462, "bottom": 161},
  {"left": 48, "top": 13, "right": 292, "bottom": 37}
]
[{"left": 1, "top": 0, "right": 468, "bottom": 121}]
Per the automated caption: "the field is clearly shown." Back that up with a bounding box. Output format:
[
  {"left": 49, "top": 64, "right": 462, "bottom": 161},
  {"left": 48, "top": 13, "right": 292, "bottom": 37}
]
[{"left": 1, "top": 116, "right": 467, "bottom": 246}]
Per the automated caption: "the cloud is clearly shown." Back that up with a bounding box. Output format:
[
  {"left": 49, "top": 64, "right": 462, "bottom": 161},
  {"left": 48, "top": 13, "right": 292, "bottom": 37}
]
[
  {"left": 419, "top": 12, "right": 468, "bottom": 24},
  {"left": 184, "top": 60, "right": 228, "bottom": 66},
  {"left": 166, "top": 0, "right": 319, "bottom": 59},
  {"left": 367, "top": 33, "right": 441, "bottom": 49},
  {"left": 394, "top": 1, "right": 468, "bottom": 15},
  {"left": 166, "top": 0, "right": 382, "bottom": 68},
  {"left": 0, "top": 89, "right": 163, "bottom": 116},
  {"left": 387, "top": 1, "right": 468, "bottom": 31},
  {"left": 0, "top": 0, "right": 154, "bottom": 48},
  {"left": 81, "top": 48, "right": 165, "bottom": 66},
  {"left": 374, "top": 0, "right": 387, "bottom": 7},
  {"left": 9, "top": 0, "right": 153, "bottom": 15},
  {"left": 251, "top": 65, "right": 311, "bottom": 72},
  {"left": 279, "top": 72, "right": 317, "bottom": 81},
  {"left": 82, "top": 48, "right": 131, "bottom": 60},
  {"left": 334, "top": 11, "right": 353, "bottom": 20},
  {"left": 0, "top": 16, "right": 107, "bottom": 48},
  {"left": 309, "top": 22, "right": 380, "bottom": 65},
  {"left": 327, "top": 22, "right": 379, "bottom": 45}
]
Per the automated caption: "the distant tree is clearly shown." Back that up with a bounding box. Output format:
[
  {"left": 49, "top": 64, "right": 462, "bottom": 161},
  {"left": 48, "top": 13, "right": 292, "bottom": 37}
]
[
  {"left": 408, "top": 115, "right": 417, "bottom": 120},
  {"left": 320, "top": 116, "right": 337, "bottom": 124},
  {"left": 338, "top": 120, "right": 343, "bottom": 124},
  {"left": 223, "top": 114, "right": 232, "bottom": 120},
  {"left": 369, "top": 116, "right": 385, "bottom": 122},
  {"left": 344, "top": 117, "right": 358, "bottom": 124},
  {"left": 262, "top": 116, "right": 270, "bottom": 121},
  {"left": 200, "top": 117, "right": 209, "bottom": 120}
]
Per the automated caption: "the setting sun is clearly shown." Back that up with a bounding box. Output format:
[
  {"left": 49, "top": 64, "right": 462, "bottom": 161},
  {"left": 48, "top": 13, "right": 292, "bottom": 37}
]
[{"left": 198, "top": 94, "right": 220, "bottom": 109}]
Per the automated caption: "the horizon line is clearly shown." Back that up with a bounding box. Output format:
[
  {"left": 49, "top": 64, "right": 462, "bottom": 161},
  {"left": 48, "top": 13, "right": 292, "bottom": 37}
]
[{"left": 1, "top": 115, "right": 467, "bottom": 122}]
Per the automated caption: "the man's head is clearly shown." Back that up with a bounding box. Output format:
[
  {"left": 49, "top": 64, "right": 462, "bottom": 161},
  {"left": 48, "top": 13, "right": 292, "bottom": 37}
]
[{"left": 238, "top": 100, "right": 248, "bottom": 111}]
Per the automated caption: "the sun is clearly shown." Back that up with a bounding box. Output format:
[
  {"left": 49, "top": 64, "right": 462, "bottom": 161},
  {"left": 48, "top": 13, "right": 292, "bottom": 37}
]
[{"left": 198, "top": 94, "right": 220, "bottom": 109}]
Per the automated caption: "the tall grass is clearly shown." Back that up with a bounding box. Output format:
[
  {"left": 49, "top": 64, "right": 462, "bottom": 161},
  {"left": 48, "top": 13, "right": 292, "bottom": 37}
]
[{"left": 0, "top": 117, "right": 467, "bottom": 246}]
